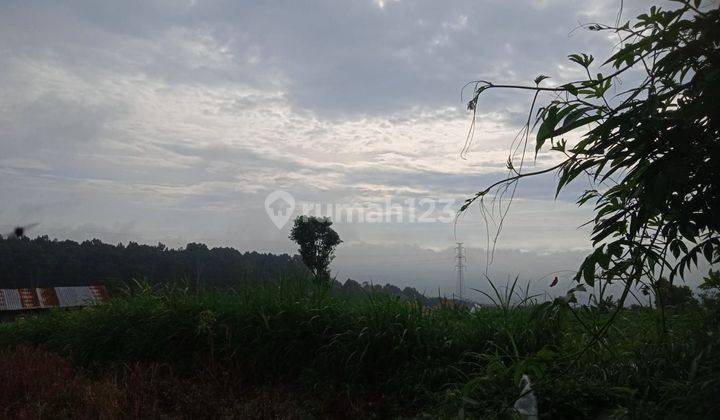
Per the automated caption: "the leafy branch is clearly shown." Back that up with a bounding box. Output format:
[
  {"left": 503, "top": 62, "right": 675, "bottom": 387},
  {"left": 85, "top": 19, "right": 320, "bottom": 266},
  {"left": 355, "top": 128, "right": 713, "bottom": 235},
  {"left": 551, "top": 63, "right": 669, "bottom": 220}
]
[{"left": 461, "top": 0, "right": 720, "bottom": 302}]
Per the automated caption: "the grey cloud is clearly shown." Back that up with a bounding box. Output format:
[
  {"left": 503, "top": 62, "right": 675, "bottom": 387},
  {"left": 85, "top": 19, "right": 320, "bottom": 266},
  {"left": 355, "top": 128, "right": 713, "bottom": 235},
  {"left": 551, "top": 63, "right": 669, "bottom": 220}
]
[
  {"left": 2, "top": 0, "right": 645, "bottom": 117},
  {"left": 338, "top": 165, "right": 590, "bottom": 202},
  {"left": 0, "top": 0, "right": 668, "bottom": 293},
  {"left": 1, "top": 93, "right": 118, "bottom": 156}
]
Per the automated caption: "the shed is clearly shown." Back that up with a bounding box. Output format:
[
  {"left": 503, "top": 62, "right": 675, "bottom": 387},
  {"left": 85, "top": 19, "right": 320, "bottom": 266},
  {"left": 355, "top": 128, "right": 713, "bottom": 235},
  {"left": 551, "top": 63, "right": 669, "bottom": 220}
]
[{"left": 0, "top": 286, "right": 109, "bottom": 312}]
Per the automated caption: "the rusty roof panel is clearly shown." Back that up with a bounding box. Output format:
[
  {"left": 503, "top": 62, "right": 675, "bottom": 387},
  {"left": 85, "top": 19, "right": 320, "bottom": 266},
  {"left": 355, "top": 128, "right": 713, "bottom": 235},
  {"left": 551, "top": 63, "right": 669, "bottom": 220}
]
[
  {"left": 37, "top": 288, "right": 60, "bottom": 308},
  {"left": 0, "top": 286, "right": 110, "bottom": 311},
  {"left": 89, "top": 285, "right": 110, "bottom": 302},
  {"left": 19, "top": 288, "right": 39, "bottom": 308}
]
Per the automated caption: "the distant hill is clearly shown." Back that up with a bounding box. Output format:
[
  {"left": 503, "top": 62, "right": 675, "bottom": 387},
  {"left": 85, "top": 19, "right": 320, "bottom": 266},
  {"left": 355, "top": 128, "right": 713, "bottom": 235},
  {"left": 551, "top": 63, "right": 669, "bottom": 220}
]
[
  {"left": 0, "top": 236, "right": 306, "bottom": 289},
  {"left": 0, "top": 236, "right": 468, "bottom": 306},
  {"left": 331, "top": 278, "right": 474, "bottom": 308}
]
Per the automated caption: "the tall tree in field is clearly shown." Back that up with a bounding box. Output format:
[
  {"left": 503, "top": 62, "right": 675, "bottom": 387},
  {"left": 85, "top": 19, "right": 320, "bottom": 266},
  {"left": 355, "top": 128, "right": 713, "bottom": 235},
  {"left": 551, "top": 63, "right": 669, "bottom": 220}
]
[
  {"left": 290, "top": 216, "right": 342, "bottom": 282},
  {"left": 462, "top": 1, "right": 719, "bottom": 321}
]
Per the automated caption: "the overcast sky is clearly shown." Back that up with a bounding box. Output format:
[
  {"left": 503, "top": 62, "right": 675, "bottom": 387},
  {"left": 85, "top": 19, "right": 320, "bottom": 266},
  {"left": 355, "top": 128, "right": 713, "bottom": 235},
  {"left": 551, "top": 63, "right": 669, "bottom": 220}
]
[{"left": 6, "top": 0, "right": 700, "bottom": 298}]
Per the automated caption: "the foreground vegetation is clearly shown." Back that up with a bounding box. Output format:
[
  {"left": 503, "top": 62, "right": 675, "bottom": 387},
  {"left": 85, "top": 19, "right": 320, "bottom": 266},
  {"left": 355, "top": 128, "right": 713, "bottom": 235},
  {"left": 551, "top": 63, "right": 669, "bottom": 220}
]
[{"left": 1, "top": 279, "right": 719, "bottom": 419}]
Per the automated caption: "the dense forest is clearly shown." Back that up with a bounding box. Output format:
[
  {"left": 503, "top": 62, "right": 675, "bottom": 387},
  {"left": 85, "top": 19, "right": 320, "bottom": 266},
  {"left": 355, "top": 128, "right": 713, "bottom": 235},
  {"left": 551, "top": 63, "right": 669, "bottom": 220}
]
[
  {"left": 0, "top": 236, "right": 307, "bottom": 289},
  {"left": 0, "top": 235, "right": 448, "bottom": 306}
]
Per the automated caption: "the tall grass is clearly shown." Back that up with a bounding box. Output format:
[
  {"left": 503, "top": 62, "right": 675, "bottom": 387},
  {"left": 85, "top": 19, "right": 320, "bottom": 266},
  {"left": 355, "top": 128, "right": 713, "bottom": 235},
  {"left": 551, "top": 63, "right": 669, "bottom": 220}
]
[{"left": 1, "top": 278, "right": 718, "bottom": 418}]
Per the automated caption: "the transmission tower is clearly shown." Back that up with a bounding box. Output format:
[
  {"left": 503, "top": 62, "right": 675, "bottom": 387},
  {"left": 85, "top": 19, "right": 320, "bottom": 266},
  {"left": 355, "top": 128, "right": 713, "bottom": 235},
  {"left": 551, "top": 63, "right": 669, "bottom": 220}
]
[{"left": 455, "top": 242, "right": 466, "bottom": 301}]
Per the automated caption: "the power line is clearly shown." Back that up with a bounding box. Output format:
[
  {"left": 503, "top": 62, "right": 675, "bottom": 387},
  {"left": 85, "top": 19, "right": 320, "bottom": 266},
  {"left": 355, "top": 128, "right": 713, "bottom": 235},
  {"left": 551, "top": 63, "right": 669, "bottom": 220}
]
[{"left": 455, "top": 242, "right": 466, "bottom": 300}]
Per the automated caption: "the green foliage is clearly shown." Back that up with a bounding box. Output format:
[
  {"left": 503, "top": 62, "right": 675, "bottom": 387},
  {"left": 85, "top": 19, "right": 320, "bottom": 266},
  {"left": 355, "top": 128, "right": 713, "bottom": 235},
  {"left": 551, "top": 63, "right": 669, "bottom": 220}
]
[
  {"left": 1, "top": 282, "right": 719, "bottom": 418},
  {"left": 0, "top": 235, "right": 307, "bottom": 289},
  {"left": 289, "top": 215, "right": 342, "bottom": 281},
  {"left": 699, "top": 269, "right": 720, "bottom": 296},
  {"left": 699, "top": 270, "right": 720, "bottom": 322},
  {"left": 652, "top": 277, "right": 698, "bottom": 307},
  {"left": 463, "top": 1, "right": 720, "bottom": 308}
]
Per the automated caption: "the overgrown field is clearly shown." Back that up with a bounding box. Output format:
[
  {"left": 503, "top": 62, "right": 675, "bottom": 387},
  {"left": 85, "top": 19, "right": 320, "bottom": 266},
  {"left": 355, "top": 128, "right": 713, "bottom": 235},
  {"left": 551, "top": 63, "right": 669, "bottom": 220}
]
[{"left": 1, "top": 280, "right": 719, "bottom": 419}]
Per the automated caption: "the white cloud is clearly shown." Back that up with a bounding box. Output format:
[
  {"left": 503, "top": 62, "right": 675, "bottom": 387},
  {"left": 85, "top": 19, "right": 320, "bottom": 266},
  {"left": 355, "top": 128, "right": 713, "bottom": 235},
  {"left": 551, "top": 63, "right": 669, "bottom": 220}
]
[{"left": 0, "top": 0, "right": 650, "bottom": 290}]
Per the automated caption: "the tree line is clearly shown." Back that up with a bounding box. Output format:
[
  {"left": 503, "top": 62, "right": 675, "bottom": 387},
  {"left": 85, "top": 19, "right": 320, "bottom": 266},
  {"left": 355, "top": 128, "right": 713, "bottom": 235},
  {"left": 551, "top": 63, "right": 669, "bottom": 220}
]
[{"left": 0, "top": 235, "right": 307, "bottom": 289}]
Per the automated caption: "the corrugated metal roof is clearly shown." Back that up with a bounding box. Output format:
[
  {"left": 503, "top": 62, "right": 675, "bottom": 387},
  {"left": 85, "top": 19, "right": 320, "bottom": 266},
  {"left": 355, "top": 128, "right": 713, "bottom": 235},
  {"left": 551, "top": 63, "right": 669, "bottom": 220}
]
[
  {"left": 0, "top": 286, "right": 109, "bottom": 311},
  {"left": 20, "top": 288, "right": 39, "bottom": 308},
  {"left": 37, "top": 288, "right": 59, "bottom": 308},
  {"left": 0, "top": 289, "right": 22, "bottom": 311},
  {"left": 55, "top": 287, "right": 96, "bottom": 307}
]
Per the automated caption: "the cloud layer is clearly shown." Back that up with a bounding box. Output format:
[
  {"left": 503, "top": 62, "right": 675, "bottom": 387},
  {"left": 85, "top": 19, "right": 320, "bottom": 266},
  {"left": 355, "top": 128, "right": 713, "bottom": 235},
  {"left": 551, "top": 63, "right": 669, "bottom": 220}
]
[{"left": 1, "top": 0, "right": 658, "bottom": 292}]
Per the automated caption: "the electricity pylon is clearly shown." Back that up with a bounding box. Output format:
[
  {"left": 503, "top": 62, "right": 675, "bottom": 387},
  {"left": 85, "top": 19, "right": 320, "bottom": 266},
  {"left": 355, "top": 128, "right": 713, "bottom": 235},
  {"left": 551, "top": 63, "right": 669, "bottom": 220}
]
[{"left": 455, "top": 242, "right": 466, "bottom": 301}]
